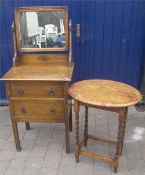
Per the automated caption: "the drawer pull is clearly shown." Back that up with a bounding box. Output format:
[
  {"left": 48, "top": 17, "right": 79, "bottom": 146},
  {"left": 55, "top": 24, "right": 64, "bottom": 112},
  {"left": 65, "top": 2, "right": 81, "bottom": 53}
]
[
  {"left": 39, "top": 55, "right": 48, "bottom": 61},
  {"left": 20, "top": 107, "right": 27, "bottom": 114},
  {"left": 50, "top": 106, "right": 56, "bottom": 113},
  {"left": 48, "top": 88, "right": 55, "bottom": 96},
  {"left": 16, "top": 87, "right": 24, "bottom": 96}
]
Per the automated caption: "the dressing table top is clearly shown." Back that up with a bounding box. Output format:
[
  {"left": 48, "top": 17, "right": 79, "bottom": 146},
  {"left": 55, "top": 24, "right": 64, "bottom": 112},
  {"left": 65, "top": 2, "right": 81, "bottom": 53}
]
[{"left": 2, "top": 64, "right": 73, "bottom": 81}]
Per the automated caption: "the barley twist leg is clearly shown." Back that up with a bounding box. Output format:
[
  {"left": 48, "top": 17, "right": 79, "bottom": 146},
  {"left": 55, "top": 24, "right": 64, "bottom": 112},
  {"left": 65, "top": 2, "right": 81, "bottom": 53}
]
[
  {"left": 84, "top": 106, "right": 88, "bottom": 147},
  {"left": 75, "top": 111, "right": 80, "bottom": 163},
  {"left": 120, "top": 108, "right": 128, "bottom": 155},
  {"left": 114, "top": 108, "right": 125, "bottom": 173}
]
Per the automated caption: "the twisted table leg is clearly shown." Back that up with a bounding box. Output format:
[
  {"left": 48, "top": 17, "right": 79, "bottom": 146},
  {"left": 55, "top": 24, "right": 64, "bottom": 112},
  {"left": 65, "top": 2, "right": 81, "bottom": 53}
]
[
  {"left": 74, "top": 100, "right": 80, "bottom": 163},
  {"left": 114, "top": 108, "right": 125, "bottom": 173},
  {"left": 84, "top": 106, "right": 88, "bottom": 146},
  {"left": 120, "top": 107, "right": 128, "bottom": 155},
  {"left": 75, "top": 111, "right": 80, "bottom": 162}
]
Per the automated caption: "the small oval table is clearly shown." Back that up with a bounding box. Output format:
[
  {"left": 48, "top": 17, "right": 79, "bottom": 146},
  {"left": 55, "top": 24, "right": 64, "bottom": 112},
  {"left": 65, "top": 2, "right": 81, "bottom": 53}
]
[{"left": 68, "top": 79, "right": 142, "bottom": 173}]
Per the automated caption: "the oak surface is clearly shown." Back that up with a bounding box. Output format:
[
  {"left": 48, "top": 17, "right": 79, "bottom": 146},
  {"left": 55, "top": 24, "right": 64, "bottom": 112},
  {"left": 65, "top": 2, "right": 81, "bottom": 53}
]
[
  {"left": 2, "top": 64, "right": 73, "bottom": 81},
  {"left": 9, "top": 81, "right": 64, "bottom": 98},
  {"left": 1, "top": 6, "right": 73, "bottom": 154},
  {"left": 68, "top": 79, "right": 142, "bottom": 107},
  {"left": 69, "top": 79, "right": 142, "bottom": 173}
]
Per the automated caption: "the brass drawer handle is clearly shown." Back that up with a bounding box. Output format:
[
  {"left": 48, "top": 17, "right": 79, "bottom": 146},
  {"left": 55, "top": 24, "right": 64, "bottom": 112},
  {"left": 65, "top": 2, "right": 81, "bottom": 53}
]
[
  {"left": 50, "top": 106, "right": 56, "bottom": 113},
  {"left": 39, "top": 55, "right": 48, "bottom": 61},
  {"left": 20, "top": 107, "right": 27, "bottom": 114},
  {"left": 16, "top": 86, "right": 24, "bottom": 96},
  {"left": 48, "top": 88, "right": 55, "bottom": 96}
]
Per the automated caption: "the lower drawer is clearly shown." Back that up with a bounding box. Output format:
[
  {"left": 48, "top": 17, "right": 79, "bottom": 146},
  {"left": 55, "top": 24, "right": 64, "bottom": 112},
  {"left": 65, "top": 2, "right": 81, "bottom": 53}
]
[{"left": 12, "top": 100, "right": 65, "bottom": 120}]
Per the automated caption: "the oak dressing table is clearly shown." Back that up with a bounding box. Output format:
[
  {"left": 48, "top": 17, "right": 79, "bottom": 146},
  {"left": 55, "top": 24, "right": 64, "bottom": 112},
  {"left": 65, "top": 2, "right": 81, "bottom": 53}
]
[{"left": 1, "top": 6, "right": 73, "bottom": 153}]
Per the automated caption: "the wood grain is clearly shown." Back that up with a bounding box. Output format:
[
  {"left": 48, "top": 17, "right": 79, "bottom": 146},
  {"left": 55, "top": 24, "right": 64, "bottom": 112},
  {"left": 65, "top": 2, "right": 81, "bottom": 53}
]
[
  {"left": 71, "top": 79, "right": 142, "bottom": 173},
  {"left": 12, "top": 99, "right": 64, "bottom": 117},
  {"left": 1, "top": 64, "right": 73, "bottom": 81},
  {"left": 0, "top": 5, "right": 73, "bottom": 154},
  {"left": 68, "top": 79, "right": 142, "bottom": 107},
  {"left": 10, "top": 81, "right": 64, "bottom": 98},
  {"left": 15, "top": 54, "right": 68, "bottom": 65}
]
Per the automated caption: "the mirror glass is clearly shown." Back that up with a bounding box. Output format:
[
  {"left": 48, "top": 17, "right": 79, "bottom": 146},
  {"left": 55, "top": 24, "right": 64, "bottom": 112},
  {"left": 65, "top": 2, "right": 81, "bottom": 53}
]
[{"left": 18, "top": 11, "right": 65, "bottom": 49}]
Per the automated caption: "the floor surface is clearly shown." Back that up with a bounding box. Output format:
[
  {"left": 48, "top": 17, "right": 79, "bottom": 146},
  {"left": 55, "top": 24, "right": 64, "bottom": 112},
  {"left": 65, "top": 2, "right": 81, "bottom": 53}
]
[{"left": 0, "top": 106, "right": 145, "bottom": 175}]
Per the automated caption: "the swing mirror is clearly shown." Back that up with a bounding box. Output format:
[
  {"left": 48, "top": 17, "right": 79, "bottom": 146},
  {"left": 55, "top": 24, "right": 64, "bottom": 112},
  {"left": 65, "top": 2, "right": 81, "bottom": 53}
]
[{"left": 14, "top": 6, "right": 68, "bottom": 52}]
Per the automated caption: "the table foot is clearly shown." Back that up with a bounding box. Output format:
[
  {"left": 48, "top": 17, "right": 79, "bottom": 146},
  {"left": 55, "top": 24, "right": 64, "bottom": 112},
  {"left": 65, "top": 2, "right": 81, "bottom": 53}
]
[
  {"left": 84, "top": 136, "right": 88, "bottom": 147},
  {"left": 114, "top": 167, "right": 118, "bottom": 173},
  {"left": 16, "top": 146, "right": 21, "bottom": 152},
  {"left": 84, "top": 142, "right": 87, "bottom": 147},
  {"left": 113, "top": 158, "right": 119, "bottom": 173},
  {"left": 75, "top": 158, "right": 79, "bottom": 163},
  {"left": 75, "top": 145, "right": 79, "bottom": 163},
  {"left": 25, "top": 122, "right": 30, "bottom": 130}
]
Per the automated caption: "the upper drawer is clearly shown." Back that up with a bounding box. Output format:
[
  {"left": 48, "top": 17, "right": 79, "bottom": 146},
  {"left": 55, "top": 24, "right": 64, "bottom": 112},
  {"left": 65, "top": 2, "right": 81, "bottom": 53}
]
[{"left": 9, "top": 81, "right": 64, "bottom": 98}]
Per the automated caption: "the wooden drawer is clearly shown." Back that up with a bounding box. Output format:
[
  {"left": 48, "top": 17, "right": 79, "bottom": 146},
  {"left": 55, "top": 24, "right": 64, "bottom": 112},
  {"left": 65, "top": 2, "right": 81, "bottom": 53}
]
[
  {"left": 10, "top": 81, "right": 64, "bottom": 98},
  {"left": 12, "top": 99, "right": 65, "bottom": 119}
]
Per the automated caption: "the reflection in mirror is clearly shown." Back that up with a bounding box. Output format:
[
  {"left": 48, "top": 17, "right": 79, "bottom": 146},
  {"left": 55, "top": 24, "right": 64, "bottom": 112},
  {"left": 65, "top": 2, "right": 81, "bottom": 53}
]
[{"left": 19, "top": 11, "right": 65, "bottom": 49}]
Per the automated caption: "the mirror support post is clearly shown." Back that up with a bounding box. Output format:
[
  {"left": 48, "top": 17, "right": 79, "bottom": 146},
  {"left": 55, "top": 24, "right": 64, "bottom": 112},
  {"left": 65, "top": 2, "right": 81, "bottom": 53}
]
[
  {"left": 12, "top": 22, "right": 18, "bottom": 66},
  {"left": 69, "top": 19, "right": 72, "bottom": 66}
]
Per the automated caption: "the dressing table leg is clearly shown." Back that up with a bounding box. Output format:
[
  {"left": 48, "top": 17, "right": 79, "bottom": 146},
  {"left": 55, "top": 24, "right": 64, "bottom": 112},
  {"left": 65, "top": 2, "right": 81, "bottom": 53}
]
[
  {"left": 5, "top": 82, "right": 21, "bottom": 151},
  {"left": 12, "top": 120, "right": 21, "bottom": 151},
  {"left": 25, "top": 122, "right": 30, "bottom": 130}
]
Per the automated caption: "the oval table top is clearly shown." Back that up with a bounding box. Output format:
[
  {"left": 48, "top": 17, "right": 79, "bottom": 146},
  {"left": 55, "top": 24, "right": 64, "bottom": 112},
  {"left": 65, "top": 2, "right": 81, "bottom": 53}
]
[{"left": 68, "top": 79, "right": 142, "bottom": 107}]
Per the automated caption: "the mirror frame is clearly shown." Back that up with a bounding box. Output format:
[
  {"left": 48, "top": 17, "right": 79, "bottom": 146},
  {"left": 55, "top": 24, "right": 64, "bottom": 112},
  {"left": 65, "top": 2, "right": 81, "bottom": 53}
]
[{"left": 14, "top": 6, "right": 68, "bottom": 52}]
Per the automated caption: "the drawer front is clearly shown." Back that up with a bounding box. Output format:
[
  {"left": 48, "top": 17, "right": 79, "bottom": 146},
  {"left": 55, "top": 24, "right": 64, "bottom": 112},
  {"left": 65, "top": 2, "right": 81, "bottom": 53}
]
[
  {"left": 10, "top": 81, "right": 64, "bottom": 98},
  {"left": 12, "top": 100, "right": 65, "bottom": 119}
]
